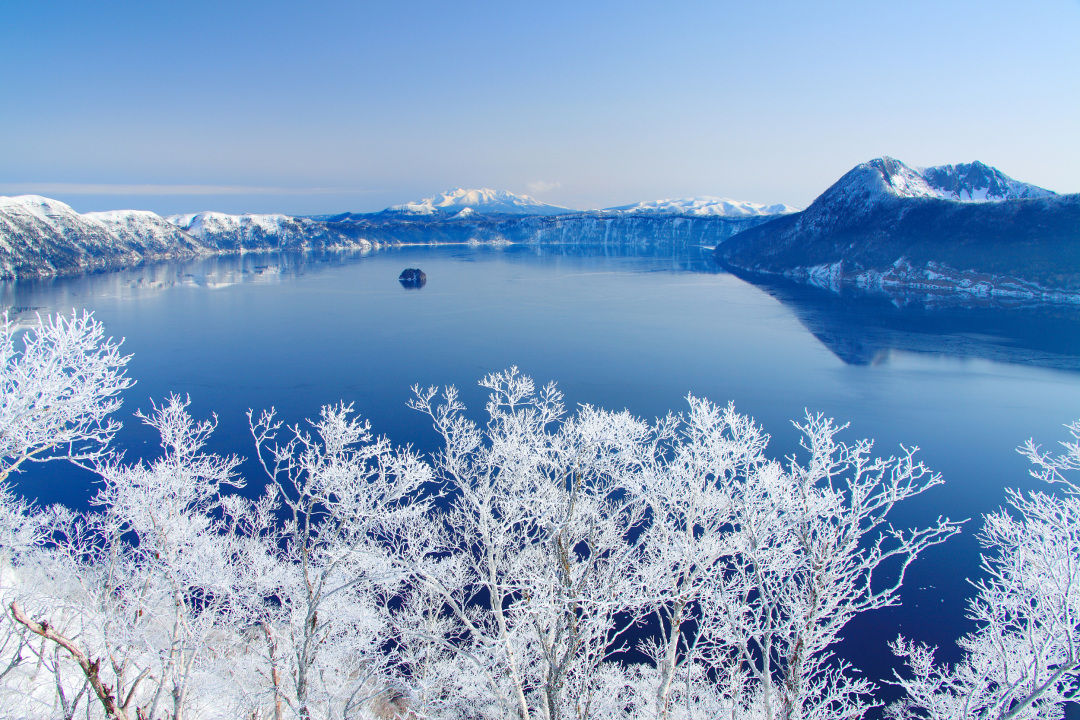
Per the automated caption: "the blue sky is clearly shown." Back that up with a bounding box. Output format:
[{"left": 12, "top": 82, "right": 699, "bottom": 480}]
[{"left": 1, "top": 0, "right": 1077, "bottom": 214}]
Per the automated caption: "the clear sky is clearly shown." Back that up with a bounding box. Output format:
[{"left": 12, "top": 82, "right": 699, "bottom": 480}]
[{"left": 1, "top": 0, "right": 1078, "bottom": 215}]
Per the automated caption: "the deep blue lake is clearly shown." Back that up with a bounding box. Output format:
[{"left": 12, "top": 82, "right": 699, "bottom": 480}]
[{"left": 6, "top": 243, "right": 1080, "bottom": 703}]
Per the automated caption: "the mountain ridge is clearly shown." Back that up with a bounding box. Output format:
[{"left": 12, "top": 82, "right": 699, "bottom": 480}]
[
  {"left": 601, "top": 197, "right": 799, "bottom": 217},
  {"left": 0, "top": 191, "right": 790, "bottom": 279},
  {"left": 387, "top": 188, "right": 571, "bottom": 216},
  {"left": 716, "top": 157, "right": 1080, "bottom": 304}
]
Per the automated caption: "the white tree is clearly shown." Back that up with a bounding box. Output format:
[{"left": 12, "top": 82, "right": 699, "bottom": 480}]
[
  {"left": 249, "top": 401, "right": 431, "bottom": 720},
  {"left": 0, "top": 310, "right": 132, "bottom": 485},
  {"left": 631, "top": 398, "right": 762, "bottom": 720},
  {"left": 0, "top": 326, "right": 977, "bottom": 720},
  {"left": 401, "top": 369, "right": 957, "bottom": 720},
  {"left": 889, "top": 420, "right": 1080, "bottom": 720},
  {"left": 404, "top": 368, "right": 655, "bottom": 720},
  {"left": 10, "top": 396, "right": 251, "bottom": 720},
  {"left": 684, "top": 412, "right": 957, "bottom": 720},
  {"left": 0, "top": 310, "right": 131, "bottom": 718},
  {"left": 625, "top": 398, "right": 959, "bottom": 720},
  {"left": 0, "top": 309, "right": 132, "bottom": 595}
]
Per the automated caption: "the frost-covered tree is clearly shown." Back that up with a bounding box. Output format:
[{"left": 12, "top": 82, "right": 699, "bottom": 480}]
[
  {"left": 403, "top": 370, "right": 956, "bottom": 720},
  {"left": 249, "top": 402, "right": 431, "bottom": 720},
  {"left": 0, "top": 310, "right": 131, "bottom": 718},
  {"left": 889, "top": 420, "right": 1080, "bottom": 720},
  {"left": 0, "top": 315, "right": 993, "bottom": 720},
  {"left": 625, "top": 398, "right": 959, "bottom": 720},
  {"left": 632, "top": 398, "right": 762, "bottom": 719},
  {"left": 10, "top": 396, "right": 250, "bottom": 720},
  {"left": 0, "top": 309, "right": 131, "bottom": 589},
  {"left": 685, "top": 412, "right": 957, "bottom": 720},
  {"left": 404, "top": 368, "right": 655, "bottom": 720},
  {"left": 0, "top": 311, "right": 132, "bottom": 485}
]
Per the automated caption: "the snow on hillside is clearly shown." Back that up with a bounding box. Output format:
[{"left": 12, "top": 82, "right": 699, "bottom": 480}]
[
  {"left": 84, "top": 209, "right": 196, "bottom": 248},
  {"left": 919, "top": 161, "right": 1056, "bottom": 202},
  {"left": 0, "top": 195, "right": 98, "bottom": 239},
  {"left": 603, "top": 197, "right": 798, "bottom": 217},
  {"left": 167, "top": 211, "right": 302, "bottom": 240},
  {"left": 716, "top": 157, "right": 1080, "bottom": 305},
  {"left": 817, "top": 158, "right": 941, "bottom": 207},
  {"left": 1, "top": 196, "right": 193, "bottom": 251},
  {"left": 817, "top": 157, "right": 1057, "bottom": 209},
  {"left": 388, "top": 188, "right": 571, "bottom": 216},
  {"left": 166, "top": 210, "right": 372, "bottom": 252},
  {"left": 0, "top": 195, "right": 202, "bottom": 277}
]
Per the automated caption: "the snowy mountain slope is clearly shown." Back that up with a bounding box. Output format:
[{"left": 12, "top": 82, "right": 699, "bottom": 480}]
[
  {"left": 716, "top": 158, "right": 1080, "bottom": 303},
  {"left": 601, "top": 197, "right": 798, "bottom": 217},
  {"left": 0, "top": 196, "right": 203, "bottom": 278},
  {"left": 167, "top": 211, "right": 369, "bottom": 251},
  {"left": 0, "top": 196, "right": 377, "bottom": 279},
  {"left": 84, "top": 209, "right": 200, "bottom": 250},
  {"left": 920, "top": 161, "right": 1056, "bottom": 202},
  {"left": 387, "top": 188, "right": 572, "bottom": 216},
  {"left": 1, "top": 191, "right": 784, "bottom": 280},
  {"left": 813, "top": 157, "right": 1056, "bottom": 211}
]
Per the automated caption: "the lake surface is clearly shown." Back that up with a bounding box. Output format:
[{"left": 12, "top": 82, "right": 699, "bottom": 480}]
[{"left": 6, "top": 243, "right": 1080, "bottom": 701}]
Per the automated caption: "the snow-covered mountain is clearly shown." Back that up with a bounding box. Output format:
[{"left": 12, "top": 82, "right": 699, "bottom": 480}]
[
  {"left": 387, "top": 188, "right": 571, "bottom": 216},
  {"left": 602, "top": 197, "right": 798, "bottom": 217},
  {"left": 84, "top": 209, "right": 197, "bottom": 248},
  {"left": 816, "top": 157, "right": 1056, "bottom": 210},
  {"left": 0, "top": 190, "right": 790, "bottom": 279},
  {"left": 920, "top": 161, "right": 1056, "bottom": 202},
  {"left": 0, "top": 195, "right": 201, "bottom": 278},
  {"left": 717, "top": 157, "right": 1080, "bottom": 303},
  {"left": 166, "top": 211, "right": 366, "bottom": 251},
  {"left": 0, "top": 197, "right": 194, "bottom": 252},
  {"left": 0, "top": 196, "right": 379, "bottom": 279}
]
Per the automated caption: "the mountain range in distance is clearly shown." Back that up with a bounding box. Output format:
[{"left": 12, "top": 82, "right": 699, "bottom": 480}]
[
  {"left": 315, "top": 189, "right": 798, "bottom": 221},
  {"left": 1, "top": 158, "right": 1077, "bottom": 306},
  {"left": 0, "top": 189, "right": 794, "bottom": 279}
]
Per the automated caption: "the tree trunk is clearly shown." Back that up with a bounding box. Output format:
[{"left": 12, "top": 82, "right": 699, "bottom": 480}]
[{"left": 10, "top": 602, "right": 131, "bottom": 720}]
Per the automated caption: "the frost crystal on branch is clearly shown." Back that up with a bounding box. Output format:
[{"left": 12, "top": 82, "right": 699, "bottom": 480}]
[
  {"left": 889, "top": 421, "right": 1080, "bottom": 720},
  {"left": 0, "top": 323, "right": 1022, "bottom": 720},
  {"left": 0, "top": 310, "right": 132, "bottom": 483}
]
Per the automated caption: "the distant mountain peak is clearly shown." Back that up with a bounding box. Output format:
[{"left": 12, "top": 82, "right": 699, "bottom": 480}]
[
  {"left": 0, "top": 194, "right": 81, "bottom": 220},
  {"left": 819, "top": 157, "right": 940, "bottom": 207},
  {"left": 919, "top": 161, "right": 1056, "bottom": 202},
  {"left": 387, "top": 188, "right": 571, "bottom": 216},
  {"left": 602, "top": 196, "right": 798, "bottom": 217},
  {"left": 716, "top": 156, "right": 1078, "bottom": 304},
  {"left": 820, "top": 157, "right": 1056, "bottom": 208}
]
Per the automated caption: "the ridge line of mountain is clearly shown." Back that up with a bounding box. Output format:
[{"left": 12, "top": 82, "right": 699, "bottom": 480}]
[
  {"left": 2, "top": 157, "right": 1073, "bottom": 294},
  {"left": 715, "top": 157, "right": 1079, "bottom": 305},
  {"left": 0, "top": 194, "right": 784, "bottom": 280}
]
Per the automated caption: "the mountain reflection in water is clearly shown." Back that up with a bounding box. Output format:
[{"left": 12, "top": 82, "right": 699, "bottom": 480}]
[{"left": 739, "top": 274, "right": 1080, "bottom": 372}]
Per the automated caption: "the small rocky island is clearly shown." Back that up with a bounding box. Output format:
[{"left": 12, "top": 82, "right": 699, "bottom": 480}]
[{"left": 398, "top": 267, "right": 427, "bottom": 289}]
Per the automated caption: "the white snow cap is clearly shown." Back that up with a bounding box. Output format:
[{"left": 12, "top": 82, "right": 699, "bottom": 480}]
[
  {"left": 603, "top": 197, "right": 798, "bottom": 217},
  {"left": 388, "top": 188, "right": 571, "bottom": 215},
  {"left": 0, "top": 194, "right": 82, "bottom": 220},
  {"left": 824, "top": 157, "right": 1057, "bottom": 205}
]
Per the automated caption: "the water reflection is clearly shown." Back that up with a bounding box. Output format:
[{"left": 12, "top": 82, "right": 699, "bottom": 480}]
[
  {"left": 0, "top": 250, "right": 372, "bottom": 322},
  {"left": 490, "top": 245, "right": 1080, "bottom": 373},
  {"left": 741, "top": 275, "right": 1080, "bottom": 372},
  {"left": 3, "top": 244, "right": 1079, "bottom": 374}
]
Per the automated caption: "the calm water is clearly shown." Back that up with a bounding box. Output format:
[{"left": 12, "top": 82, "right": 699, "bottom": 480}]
[{"left": 6, "top": 244, "right": 1080, "bottom": 699}]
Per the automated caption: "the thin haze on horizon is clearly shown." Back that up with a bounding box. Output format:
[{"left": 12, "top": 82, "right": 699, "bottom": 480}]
[{"left": 1, "top": 0, "right": 1078, "bottom": 215}]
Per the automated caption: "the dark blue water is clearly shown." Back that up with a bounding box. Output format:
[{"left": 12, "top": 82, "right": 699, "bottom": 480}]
[{"left": 6, "top": 244, "right": 1080, "bottom": 703}]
